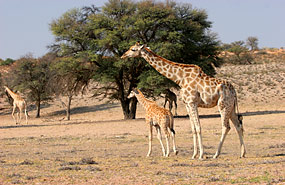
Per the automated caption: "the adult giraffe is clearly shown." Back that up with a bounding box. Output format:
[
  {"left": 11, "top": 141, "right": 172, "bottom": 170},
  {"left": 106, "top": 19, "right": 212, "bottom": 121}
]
[{"left": 121, "top": 42, "right": 245, "bottom": 159}]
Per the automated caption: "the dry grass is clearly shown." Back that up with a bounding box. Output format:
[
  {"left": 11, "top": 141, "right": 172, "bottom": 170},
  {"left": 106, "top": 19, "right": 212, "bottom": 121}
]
[
  {"left": 0, "top": 62, "right": 285, "bottom": 184},
  {"left": 0, "top": 109, "right": 284, "bottom": 184}
]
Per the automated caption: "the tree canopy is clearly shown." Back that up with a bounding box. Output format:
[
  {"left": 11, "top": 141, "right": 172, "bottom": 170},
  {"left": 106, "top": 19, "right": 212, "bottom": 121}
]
[
  {"left": 3, "top": 54, "right": 55, "bottom": 117},
  {"left": 49, "top": 0, "right": 220, "bottom": 119}
]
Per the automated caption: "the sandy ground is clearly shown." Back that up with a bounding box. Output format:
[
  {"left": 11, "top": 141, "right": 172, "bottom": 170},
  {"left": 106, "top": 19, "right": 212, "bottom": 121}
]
[{"left": 0, "top": 62, "right": 285, "bottom": 184}]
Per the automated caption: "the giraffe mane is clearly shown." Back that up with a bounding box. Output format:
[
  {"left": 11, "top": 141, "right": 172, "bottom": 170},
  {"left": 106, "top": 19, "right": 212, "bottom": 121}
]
[{"left": 143, "top": 47, "right": 198, "bottom": 69}]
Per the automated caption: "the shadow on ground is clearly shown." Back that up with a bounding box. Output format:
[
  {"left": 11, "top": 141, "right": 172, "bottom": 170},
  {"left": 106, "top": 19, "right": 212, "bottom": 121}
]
[
  {"left": 174, "top": 110, "right": 285, "bottom": 119},
  {"left": 1, "top": 109, "right": 284, "bottom": 130},
  {"left": 48, "top": 103, "right": 120, "bottom": 116}
]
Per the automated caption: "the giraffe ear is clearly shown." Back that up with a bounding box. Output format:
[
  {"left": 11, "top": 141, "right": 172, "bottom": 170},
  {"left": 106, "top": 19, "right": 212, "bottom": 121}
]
[
  {"left": 139, "top": 44, "right": 145, "bottom": 50},
  {"left": 133, "top": 88, "right": 139, "bottom": 94}
]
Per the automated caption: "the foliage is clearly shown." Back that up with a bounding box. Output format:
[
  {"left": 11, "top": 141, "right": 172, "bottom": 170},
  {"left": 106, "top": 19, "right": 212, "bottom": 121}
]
[
  {"left": 49, "top": 0, "right": 221, "bottom": 119},
  {"left": 246, "top": 36, "right": 259, "bottom": 51},
  {"left": 221, "top": 41, "right": 253, "bottom": 64},
  {"left": 50, "top": 56, "right": 95, "bottom": 120},
  {"left": 4, "top": 54, "right": 55, "bottom": 117},
  {"left": 0, "top": 58, "right": 15, "bottom": 66}
]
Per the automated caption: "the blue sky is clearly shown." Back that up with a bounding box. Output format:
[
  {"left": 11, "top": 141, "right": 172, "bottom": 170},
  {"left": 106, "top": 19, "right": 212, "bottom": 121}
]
[{"left": 0, "top": 0, "right": 284, "bottom": 60}]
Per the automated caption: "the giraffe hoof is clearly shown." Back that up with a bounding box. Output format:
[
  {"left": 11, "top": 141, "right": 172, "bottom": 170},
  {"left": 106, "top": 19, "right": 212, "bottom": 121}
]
[
  {"left": 174, "top": 151, "right": 178, "bottom": 155},
  {"left": 213, "top": 155, "right": 218, "bottom": 159}
]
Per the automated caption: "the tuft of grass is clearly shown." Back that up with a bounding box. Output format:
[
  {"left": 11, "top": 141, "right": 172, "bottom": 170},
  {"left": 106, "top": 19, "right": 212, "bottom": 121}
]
[
  {"left": 19, "top": 159, "right": 34, "bottom": 165},
  {"left": 85, "top": 166, "right": 102, "bottom": 172},
  {"left": 61, "top": 157, "right": 98, "bottom": 166},
  {"left": 58, "top": 166, "right": 81, "bottom": 171},
  {"left": 268, "top": 143, "right": 285, "bottom": 149}
]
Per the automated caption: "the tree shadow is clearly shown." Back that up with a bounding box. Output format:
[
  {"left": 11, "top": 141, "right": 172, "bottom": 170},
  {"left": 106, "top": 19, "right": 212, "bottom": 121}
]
[
  {"left": 49, "top": 103, "right": 120, "bottom": 116},
  {"left": 0, "top": 104, "right": 44, "bottom": 116},
  {"left": 0, "top": 109, "right": 284, "bottom": 130},
  {"left": 174, "top": 110, "right": 285, "bottom": 119}
]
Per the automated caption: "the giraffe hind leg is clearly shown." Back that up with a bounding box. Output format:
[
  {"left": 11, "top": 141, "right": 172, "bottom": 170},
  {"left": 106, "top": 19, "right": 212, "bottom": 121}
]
[
  {"left": 213, "top": 109, "right": 231, "bottom": 159},
  {"left": 230, "top": 111, "right": 246, "bottom": 158},
  {"left": 155, "top": 126, "right": 166, "bottom": 157},
  {"left": 25, "top": 109, "right": 28, "bottom": 124},
  {"left": 170, "top": 128, "right": 178, "bottom": 155},
  {"left": 214, "top": 96, "right": 232, "bottom": 159}
]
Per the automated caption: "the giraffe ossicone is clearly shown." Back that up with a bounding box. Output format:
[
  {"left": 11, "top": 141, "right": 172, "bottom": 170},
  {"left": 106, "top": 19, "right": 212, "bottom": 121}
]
[{"left": 122, "top": 42, "right": 246, "bottom": 159}]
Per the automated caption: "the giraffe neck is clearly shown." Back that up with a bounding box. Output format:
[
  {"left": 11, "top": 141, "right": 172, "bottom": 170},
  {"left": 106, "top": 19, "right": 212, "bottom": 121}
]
[
  {"left": 141, "top": 48, "right": 198, "bottom": 87},
  {"left": 134, "top": 91, "right": 153, "bottom": 110},
  {"left": 5, "top": 87, "right": 18, "bottom": 100}
]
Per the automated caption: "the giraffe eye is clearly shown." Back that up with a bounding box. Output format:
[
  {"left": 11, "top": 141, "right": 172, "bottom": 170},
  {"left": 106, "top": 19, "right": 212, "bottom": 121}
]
[{"left": 131, "top": 49, "right": 136, "bottom": 52}]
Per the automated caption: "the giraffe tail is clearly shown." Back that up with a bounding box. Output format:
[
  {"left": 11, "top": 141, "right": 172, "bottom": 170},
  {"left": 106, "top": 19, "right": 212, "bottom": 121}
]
[
  {"left": 169, "top": 112, "right": 175, "bottom": 135},
  {"left": 233, "top": 88, "right": 244, "bottom": 134}
]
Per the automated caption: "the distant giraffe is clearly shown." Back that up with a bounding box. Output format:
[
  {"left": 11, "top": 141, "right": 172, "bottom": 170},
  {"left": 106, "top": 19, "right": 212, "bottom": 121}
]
[
  {"left": 128, "top": 88, "right": 178, "bottom": 157},
  {"left": 121, "top": 42, "right": 245, "bottom": 159},
  {"left": 163, "top": 89, "right": 178, "bottom": 116},
  {"left": 4, "top": 86, "right": 28, "bottom": 124}
]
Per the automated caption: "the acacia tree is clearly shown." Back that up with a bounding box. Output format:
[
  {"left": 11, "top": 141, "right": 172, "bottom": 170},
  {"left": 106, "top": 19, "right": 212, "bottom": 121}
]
[
  {"left": 50, "top": 56, "right": 94, "bottom": 120},
  {"left": 50, "top": 0, "right": 220, "bottom": 119},
  {"left": 246, "top": 36, "right": 259, "bottom": 51},
  {"left": 4, "top": 54, "right": 55, "bottom": 117}
]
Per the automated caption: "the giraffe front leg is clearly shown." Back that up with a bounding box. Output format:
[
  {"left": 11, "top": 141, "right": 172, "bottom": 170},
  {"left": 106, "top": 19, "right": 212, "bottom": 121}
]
[
  {"left": 187, "top": 105, "right": 198, "bottom": 159},
  {"left": 147, "top": 123, "right": 153, "bottom": 157},
  {"left": 188, "top": 103, "right": 204, "bottom": 160},
  {"left": 12, "top": 105, "right": 17, "bottom": 124},
  {"left": 186, "top": 105, "right": 198, "bottom": 159}
]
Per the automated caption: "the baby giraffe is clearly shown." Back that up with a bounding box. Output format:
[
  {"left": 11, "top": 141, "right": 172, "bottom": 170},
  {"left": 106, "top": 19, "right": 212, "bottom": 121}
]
[{"left": 128, "top": 88, "right": 178, "bottom": 157}]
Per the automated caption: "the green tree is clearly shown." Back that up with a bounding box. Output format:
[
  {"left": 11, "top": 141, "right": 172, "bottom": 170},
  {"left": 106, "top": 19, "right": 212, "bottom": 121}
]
[
  {"left": 246, "top": 36, "right": 259, "bottom": 51},
  {"left": 5, "top": 54, "right": 55, "bottom": 118},
  {"left": 49, "top": 0, "right": 220, "bottom": 119},
  {"left": 51, "top": 56, "right": 94, "bottom": 120},
  {"left": 0, "top": 58, "right": 15, "bottom": 66},
  {"left": 226, "top": 41, "right": 253, "bottom": 64}
]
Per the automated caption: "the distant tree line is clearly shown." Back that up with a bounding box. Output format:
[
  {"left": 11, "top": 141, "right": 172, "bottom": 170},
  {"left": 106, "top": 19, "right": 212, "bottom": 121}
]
[
  {"left": 220, "top": 36, "right": 259, "bottom": 64},
  {"left": 1, "top": 0, "right": 224, "bottom": 120}
]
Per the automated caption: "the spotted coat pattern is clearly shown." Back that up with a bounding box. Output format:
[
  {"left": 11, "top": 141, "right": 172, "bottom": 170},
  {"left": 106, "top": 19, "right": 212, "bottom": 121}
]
[
  {"left": 121, "top": 42, "right": 246, "bottom": 159},
  {"left": 128, "top": 89, "right": 178, "bottom": 157}
]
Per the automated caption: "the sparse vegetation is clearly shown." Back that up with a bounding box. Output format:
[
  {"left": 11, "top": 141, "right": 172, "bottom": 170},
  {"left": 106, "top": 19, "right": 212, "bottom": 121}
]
[{"left": 0, "top": 1, "right": 285, "bottom": 184}]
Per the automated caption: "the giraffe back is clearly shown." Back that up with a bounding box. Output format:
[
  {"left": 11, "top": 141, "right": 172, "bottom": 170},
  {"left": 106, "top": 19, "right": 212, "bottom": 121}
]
[{"left": 145, "top": 103, "right": 174, "bottom": 129}]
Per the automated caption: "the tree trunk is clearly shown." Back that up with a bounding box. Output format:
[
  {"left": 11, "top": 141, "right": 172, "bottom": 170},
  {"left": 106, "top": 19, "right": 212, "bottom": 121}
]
[
  {"left": 121, "top": 98, "right": 138, "bottom": 119},
  {"left": 36, "top": 98, "right": 41, "bottom": 118},
  {"left": 66, "top": 95, "right": 72, "bottom": 120}
]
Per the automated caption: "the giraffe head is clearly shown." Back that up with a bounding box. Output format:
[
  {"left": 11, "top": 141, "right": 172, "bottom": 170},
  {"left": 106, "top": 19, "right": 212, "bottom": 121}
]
[
  {"left": 121, "top": 42, "right": 145, "bottom": 59},
  {"left": 127, "top": 88, "right": 140, "bottom": 99},
  {"left": 3, "top": 86, "right": 8, "bottom": 92}
]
